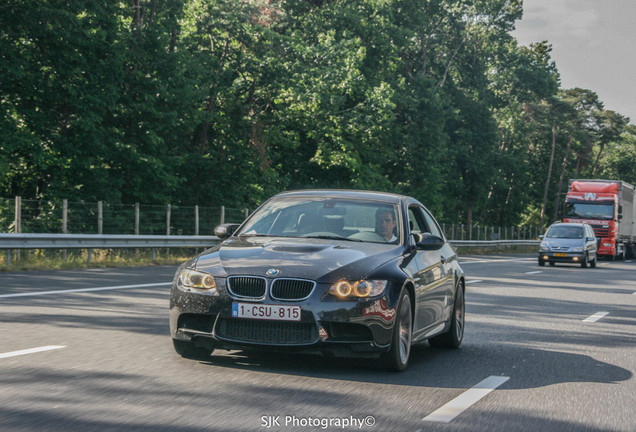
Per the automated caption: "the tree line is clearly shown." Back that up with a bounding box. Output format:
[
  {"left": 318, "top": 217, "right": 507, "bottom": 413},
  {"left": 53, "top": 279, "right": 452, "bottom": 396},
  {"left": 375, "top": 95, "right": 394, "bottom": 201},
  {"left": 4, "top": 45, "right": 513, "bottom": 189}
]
[{"left": 1, "top": 0, "right": 634, "bottom": 229}]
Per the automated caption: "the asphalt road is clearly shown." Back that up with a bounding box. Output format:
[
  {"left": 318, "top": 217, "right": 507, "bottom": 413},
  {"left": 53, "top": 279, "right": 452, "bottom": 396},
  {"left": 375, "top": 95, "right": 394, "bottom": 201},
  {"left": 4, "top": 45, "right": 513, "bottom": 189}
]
[{"left": 0, "top": 255, "right": 634, "bottom": 432}]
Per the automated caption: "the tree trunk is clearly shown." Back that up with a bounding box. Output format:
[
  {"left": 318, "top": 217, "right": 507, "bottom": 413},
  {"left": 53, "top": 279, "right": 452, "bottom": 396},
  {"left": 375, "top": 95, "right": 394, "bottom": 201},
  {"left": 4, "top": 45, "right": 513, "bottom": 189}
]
[
  {"left": 134, "top": 0, "right": 141, "bottom": 28},
  {"left": 553, "top": 136, "right": 571, "bottom": 222},
  {"left": 591, "top": 144, "right": 604, "bottom": 176},
  {"left": 465, "top": 200, "right": 472, "bottom": 229},
  {"left": 540, "top": 124, "right": 556, "bottom": 229}
]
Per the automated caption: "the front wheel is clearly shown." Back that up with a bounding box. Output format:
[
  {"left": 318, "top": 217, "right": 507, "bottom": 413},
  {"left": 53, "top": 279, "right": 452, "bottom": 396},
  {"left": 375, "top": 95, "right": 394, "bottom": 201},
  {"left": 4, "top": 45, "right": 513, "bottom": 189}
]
[
  {"left": 429, "top": 284, "right": 465, "bottom": 349},
  {"left": 538, "top": 258, "right": 545, "bottom": 267},
  {"left": 379, "top": 290, "right": 413, "bottom": 372},
  {"left": 580, "top": 253, "right": 588, "bottom": 268}
]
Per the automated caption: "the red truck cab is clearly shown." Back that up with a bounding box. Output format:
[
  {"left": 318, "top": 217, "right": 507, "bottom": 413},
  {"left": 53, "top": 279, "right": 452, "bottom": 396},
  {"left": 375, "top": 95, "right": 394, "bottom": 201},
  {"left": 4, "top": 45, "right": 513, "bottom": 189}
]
[{"left": 563, "top": 180, "right": 635, "bottom": 259}]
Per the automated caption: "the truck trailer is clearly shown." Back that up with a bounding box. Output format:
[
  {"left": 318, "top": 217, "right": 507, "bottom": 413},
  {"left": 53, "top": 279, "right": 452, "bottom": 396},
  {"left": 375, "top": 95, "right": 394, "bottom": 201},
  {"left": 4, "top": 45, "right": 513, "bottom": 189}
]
[{"left": 563, "top": 179, "right": 636, "bottom": 259}]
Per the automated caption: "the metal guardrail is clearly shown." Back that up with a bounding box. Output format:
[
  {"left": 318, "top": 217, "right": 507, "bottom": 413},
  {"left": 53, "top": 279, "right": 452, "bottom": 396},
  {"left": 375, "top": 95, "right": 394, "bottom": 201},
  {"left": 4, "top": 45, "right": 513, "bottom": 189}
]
[
  {"left": 449, "top": 240, "right": 540, "bottom": 247},
  {"left": 1, "top": 234, "right": 538, "bottom": 266},
  {"left": 0, "top": 233, "right": 539, "bottom": 249},
  {"left": 0, "top": 233, "right": 220, "bottom": 249}
]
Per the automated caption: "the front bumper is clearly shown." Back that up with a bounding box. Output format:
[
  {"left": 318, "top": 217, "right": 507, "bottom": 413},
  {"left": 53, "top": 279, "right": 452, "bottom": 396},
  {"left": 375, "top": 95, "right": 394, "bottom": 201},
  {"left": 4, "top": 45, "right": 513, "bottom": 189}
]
[
  {"left": 169, "top": 280, "right": 400, "bottom": 358},
  {"left": 539, "top": 251, "right": 585, "bottom": 264}
]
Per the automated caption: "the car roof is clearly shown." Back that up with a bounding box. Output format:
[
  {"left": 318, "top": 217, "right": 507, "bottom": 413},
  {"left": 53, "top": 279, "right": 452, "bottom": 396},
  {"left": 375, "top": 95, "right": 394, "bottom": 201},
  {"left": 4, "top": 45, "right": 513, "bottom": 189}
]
[
  {"left": 549, "top": 222, "right": 589, "bottom": 228},
  {"left": 273, "top": 189, "right": 407, "bottom": 204}
]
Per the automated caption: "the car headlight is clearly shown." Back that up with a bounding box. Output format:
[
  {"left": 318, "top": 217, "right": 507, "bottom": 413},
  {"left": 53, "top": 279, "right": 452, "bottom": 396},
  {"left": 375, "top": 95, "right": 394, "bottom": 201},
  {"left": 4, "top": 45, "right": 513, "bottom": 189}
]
[
  {"left": 178, "top": 268, "right": 218, "bottom": 294},
  {"left": 328, "top": 280, "right": 387, "bottom": 298},
  {"left": 539, "top": 242, "right": 548, "bottom": 251},
  {"left": 571, "top": 246, "right": 583, "bottom": 252}
]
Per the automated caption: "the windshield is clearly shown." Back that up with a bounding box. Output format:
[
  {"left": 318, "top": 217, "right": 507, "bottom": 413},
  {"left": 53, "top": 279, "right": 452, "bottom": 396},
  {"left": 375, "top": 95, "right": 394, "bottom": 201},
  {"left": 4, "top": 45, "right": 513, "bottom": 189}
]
[
  {"left": 238, "top": 197, "right": 401, "bottom": 244},
  {"left": 565, "top": 201, "right": 614, "bottom": 220},
  {"left": 546, "top": 226, "right": 584, "bottom": 239}
]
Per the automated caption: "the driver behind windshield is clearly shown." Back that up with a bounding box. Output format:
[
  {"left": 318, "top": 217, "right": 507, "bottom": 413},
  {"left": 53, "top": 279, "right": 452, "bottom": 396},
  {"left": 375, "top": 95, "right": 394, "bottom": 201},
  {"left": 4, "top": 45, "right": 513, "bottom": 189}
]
[{"left": 375, "top": 208, "right": 398, "bottom": 242}]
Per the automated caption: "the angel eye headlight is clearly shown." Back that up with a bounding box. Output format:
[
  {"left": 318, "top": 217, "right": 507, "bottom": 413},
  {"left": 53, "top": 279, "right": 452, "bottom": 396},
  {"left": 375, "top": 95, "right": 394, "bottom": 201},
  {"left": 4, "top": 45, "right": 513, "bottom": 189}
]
[
  {"left": 179, "top": 269, "right": 218, "bottom": 293},
  {"left": 329, "top": 280, "right": 387, "bottom": 298},
  {"left": 353, "top": 280, "right": 372, "bottom": 297},
  {"left": 334, "top": 281, "right": 352, "bottom": 297}
]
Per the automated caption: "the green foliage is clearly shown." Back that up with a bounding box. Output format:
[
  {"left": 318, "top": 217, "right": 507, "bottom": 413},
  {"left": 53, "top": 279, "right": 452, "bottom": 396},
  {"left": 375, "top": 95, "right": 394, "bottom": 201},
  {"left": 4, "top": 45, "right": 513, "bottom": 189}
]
[{"left": 1, "top": 0, "right": 633, "bottom": 230}]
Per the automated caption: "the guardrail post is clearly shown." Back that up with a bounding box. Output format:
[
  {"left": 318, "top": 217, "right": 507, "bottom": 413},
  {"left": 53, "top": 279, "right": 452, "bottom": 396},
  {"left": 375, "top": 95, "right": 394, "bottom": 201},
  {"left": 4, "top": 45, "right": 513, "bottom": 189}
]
[
  {"left": 220, "top": 206, "right": 225, "bottom": 224},
  {"left": 134, "top": 203, "right": 140, "bottom": 258},
  {"left": 13, "top": 196, "right": 21, "bottom": 263},
  {"left": 166, "top": 204, "right": 171, "bottom": 236},
  {"left": 98, "top": 201, "right": 103, "bottom": 234},
  {"left": 14, "top": 196, "right": 21, "bottom": 234},
  {"left": 166, "top": 204, "right": 171, "bottom": 258},
  {"left": 244, "top": 208, "right": 248, "bottom": 219},
  {"left": 195, "top": 205, "right": 199, "bottom": 235},
  {"left": 6, "top": 250, "right": 11, "bottom": 266},
  {"left": 135, "top": 203, "right": 140, "bottom": 235},
  {"left": 63, "top": 199, "right": 68, "bottom": 261},
  {"left": 93, "top": 201, "right": 103, "bottom": 264}
]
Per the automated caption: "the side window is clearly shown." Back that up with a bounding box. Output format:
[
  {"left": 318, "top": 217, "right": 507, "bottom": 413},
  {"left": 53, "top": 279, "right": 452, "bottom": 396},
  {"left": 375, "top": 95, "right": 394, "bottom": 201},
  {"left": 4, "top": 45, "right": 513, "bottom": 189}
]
[
  {"left": 422, "top": 208, "right": 443, "bottom": 238},
  {"left": 407, "top": 206, "right": 428, "bottom": 234}
]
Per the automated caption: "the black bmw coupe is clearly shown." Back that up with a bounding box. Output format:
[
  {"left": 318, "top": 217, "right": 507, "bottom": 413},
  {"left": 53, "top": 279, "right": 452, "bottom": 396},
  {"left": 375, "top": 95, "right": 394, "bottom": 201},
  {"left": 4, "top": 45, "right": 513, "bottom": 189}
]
[{"left": 170, "top": 189, "right": 465, "bottom": 371}]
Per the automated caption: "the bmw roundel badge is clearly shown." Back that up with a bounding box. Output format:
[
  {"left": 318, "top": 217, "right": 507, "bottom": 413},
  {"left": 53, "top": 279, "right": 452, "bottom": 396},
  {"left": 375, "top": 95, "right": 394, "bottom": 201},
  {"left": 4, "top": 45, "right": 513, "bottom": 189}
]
[{"left": 266, "top": 268, "right": 280, "bottom": 276}]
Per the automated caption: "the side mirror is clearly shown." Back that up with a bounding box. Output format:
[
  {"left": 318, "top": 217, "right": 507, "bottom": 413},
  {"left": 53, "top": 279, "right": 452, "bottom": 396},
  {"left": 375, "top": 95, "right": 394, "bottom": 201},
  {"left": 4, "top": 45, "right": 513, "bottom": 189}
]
[
  {"left": 214, "top": 223, "right": 240, "bottom": 239},
  {"left": 586, "top": 237, "right": 595, "bottom": 242},
  {"left": 413, "top": 233, "right": 445, "bottom": 250},
  {"left": 539, "top": 235, "right": 545, "bottom": 239}
]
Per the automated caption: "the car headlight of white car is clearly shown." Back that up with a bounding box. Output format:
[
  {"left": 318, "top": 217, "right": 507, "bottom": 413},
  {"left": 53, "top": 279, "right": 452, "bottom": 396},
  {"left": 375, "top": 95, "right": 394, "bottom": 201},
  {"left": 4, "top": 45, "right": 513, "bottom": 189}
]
[{"left": 571, "top": 246, "right": 583, "bottom": 252}]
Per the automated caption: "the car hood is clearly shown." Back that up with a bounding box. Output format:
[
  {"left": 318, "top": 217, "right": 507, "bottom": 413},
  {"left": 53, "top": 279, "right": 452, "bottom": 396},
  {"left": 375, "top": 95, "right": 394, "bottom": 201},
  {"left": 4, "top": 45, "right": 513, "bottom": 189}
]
[
  {"left": 542, "top": 238, "right": 585, "bottom": 248},
  {"left": 193, "top": 236, "right": 402, "bottom": 282}
]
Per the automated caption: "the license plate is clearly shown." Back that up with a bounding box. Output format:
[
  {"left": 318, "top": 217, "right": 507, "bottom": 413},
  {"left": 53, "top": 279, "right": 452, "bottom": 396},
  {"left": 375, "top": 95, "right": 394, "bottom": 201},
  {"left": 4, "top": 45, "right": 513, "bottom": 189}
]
[
  {"left": 554, "top": 253, "right": 568, "bottom": 257},
  {"left": 232, "top": 302, "right": 301, "bottom": 321}
]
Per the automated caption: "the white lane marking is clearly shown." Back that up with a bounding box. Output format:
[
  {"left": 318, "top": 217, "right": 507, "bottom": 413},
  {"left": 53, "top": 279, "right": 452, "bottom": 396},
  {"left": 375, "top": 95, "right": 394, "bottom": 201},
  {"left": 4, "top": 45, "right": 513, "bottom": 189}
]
[
  {"left": 459, "top": 258, "right": 534, "bottom": 264},
  {"left": 423, "top": 375, "right": 510, "bottom": 423},
  {"left": 625, "top": 260, "right": 632, "bottom": 263},
  {"left": 0, "top": 345, "right": 66, "bottom": 359},
  {"left": 0, "top": 282, "right": 172, "bottom": 299},
  {"left": 524, "top": 271, "right": 542, "bottom": 274},
  {"left": 583, "top": 311, "right": 609, "bottom": 322},
  {"left": 465, "top": 280, "right": 483, "bottom": 284}
]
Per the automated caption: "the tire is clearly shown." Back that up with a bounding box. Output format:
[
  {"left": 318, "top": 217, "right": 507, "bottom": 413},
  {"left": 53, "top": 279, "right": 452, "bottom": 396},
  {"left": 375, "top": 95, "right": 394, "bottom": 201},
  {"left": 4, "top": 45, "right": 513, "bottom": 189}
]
[
  {"left": 429, "top": 284, "right": 465, "bottom": 349},
  {"left": 549, "top": 261, "right": 555, "bottom": 267},
  {"left": 590, "top": 257, "right": 597, "bottom": 268},
  {"left": 538, "top": 258, "right": 545, "bottom": 267},
  {"left": 380, "top": 290, "right": 413, "bottom": 372},
  {"left": 580, "top": 253, "right": 588, "bottom": 268},
  {"left": 173, "top": 338, "right": 213, "bottom": 360}
]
